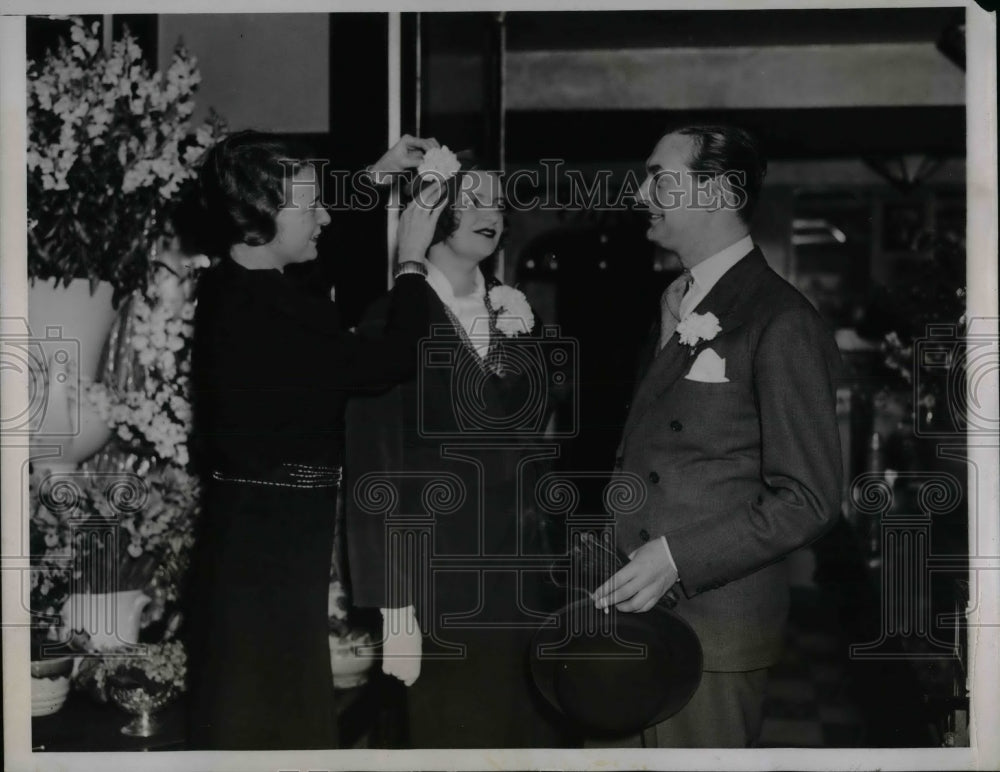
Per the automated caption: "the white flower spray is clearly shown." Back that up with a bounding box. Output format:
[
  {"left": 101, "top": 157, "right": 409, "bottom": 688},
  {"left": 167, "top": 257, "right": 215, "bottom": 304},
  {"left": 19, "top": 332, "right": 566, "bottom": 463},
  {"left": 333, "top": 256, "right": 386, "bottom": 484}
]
[{"left": 488, "top": 285, "right": 535, "bottom": 337}]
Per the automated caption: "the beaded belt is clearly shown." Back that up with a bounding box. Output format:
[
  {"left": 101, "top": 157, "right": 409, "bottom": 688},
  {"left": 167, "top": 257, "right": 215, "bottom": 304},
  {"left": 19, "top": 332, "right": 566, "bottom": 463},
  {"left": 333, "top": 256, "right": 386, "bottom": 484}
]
[{"left": 210, "top": 462, "right": 343, "bottom": 489}]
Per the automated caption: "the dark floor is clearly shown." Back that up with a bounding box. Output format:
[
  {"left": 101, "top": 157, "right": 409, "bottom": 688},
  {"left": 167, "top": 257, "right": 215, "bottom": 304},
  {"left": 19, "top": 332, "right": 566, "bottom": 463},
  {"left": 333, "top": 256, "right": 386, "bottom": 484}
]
[
  {"left": 759, "top": 535, "right": 942, "bottom": 748},
  {"left": 759, "top": 584, "right": 867, "bottom": 747}
]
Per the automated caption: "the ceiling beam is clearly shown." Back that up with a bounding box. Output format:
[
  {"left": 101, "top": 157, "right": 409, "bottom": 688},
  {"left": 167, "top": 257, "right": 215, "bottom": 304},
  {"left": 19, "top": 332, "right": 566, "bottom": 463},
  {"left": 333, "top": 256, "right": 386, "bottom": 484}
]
[{"left": 428, "top": 43, "right": 964, "bottom": 113}]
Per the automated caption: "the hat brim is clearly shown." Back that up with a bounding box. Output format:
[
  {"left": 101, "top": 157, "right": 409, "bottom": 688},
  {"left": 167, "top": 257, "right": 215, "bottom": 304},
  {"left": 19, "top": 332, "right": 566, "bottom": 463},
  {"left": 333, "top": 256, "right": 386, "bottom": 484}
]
[{"left": 528, "top": 597, "right": 703, "bottom": 737}]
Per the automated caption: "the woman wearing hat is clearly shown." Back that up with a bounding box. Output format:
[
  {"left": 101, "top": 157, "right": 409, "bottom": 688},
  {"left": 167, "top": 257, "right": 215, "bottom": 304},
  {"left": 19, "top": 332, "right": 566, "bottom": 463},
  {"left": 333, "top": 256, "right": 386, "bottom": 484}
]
[{"left": 345, "top": 150, "right": 572, "bottom": 748}]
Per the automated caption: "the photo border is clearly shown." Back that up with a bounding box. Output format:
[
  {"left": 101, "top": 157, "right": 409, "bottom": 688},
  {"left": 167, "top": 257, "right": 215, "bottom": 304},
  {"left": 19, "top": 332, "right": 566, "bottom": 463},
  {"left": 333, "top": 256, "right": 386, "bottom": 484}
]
[{"left": 2, "top": 1, "right": 995, "bottom": 770}]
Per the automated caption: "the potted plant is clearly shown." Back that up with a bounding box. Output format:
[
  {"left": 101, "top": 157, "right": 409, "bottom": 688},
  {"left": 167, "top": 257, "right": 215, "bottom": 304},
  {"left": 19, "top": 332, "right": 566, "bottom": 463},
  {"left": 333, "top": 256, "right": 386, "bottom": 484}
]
[
  {"left": 860, "top": 225, "right": 967, "bottom": 458},
  {"left": 328, "top": 578, "right": 377, "bottom": 689},
  {"left": 30, "top": 633, "right": 75, "bottom": 717},
  {"left": 26, "top": 17, "right": 221, "bottom": 468},
  {"left": 28, "top": 466, "right": 76, "bottom": 715},
  {"left": 30, "top": 461, "right": 200, "bottom": 653}
]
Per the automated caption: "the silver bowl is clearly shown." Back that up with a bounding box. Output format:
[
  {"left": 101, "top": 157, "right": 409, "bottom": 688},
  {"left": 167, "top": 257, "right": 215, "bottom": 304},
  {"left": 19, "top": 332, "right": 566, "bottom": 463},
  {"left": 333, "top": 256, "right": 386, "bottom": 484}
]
[{"left": 108, "top": 680, "right": 176, "bottom": 737}]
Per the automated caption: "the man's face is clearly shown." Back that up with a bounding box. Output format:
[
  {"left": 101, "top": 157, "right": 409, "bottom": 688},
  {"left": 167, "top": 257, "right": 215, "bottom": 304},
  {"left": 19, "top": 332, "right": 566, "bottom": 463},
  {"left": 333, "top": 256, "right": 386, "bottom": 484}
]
[{"left": 638, "top": 133, "right": 704, "bottom": 253}]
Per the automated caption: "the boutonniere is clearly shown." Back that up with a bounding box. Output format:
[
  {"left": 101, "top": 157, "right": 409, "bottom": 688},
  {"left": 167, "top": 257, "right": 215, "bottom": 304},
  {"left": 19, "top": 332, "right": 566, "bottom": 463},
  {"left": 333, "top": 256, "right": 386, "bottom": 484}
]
[
  {"left": 487, "top": 285, "right": 534, "bottom": 337},
  {"left": 676, "top": 311, "right": 721, "bottom": 352}
]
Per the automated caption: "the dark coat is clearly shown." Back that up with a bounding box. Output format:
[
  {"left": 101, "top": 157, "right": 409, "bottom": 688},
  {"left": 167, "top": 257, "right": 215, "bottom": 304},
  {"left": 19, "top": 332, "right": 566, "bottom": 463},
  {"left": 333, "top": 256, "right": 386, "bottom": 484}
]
[
  {"left": 613, "top": 248, "right": 843, "bottom": 672},
  {"left": 343, "top": 281, "right": 571, "bottom": 747},
  {"left": 344, "top": 279, "right": 555, "bottom": 623},
  {"left": 190, "top": 259, "right": 430, "bottom": 472},
  {"left": 185, "top": 258, "right": 429, "bottom": 749}
]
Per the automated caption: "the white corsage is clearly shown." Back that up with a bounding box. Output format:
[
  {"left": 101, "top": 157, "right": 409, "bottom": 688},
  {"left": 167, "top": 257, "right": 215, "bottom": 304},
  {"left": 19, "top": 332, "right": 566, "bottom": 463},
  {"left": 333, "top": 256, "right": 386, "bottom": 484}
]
[
  {"left": 676, "top": 311, "right": 721, "bottom": 349},
  {"left": 416, "top": 145, "right": 461, "bottom": 182},
  {"left": 488, "top": 285, "right": 535, "bottom": 337}
]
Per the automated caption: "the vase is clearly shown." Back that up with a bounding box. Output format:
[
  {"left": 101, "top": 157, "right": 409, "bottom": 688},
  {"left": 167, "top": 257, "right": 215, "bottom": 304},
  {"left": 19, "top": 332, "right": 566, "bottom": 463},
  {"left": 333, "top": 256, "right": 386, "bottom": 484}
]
[
  {"left": 59, "top": 589, "right": 151, "bottom": 651},
  {"left": 108, "top": 678, "right": 177, "bottom": 737},
  {"left": 329, "top": 635, "right": 376, "bottom": 689},
  {"left": 27, "top": 278, "right": 116, "bottom": 471},
  {"left": 30, "top": 656, "right": 74, "bottom": 716}
]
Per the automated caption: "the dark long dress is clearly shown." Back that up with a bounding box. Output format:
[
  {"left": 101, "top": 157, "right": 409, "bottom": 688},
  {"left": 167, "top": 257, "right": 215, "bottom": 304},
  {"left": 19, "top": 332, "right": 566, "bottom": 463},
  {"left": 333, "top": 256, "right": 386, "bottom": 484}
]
[
  {"left": 345, "top": 280, "right": 574, "bottom": 748},
  {"left": 185, "top": 257, "right": 428, "bottom": 749}
]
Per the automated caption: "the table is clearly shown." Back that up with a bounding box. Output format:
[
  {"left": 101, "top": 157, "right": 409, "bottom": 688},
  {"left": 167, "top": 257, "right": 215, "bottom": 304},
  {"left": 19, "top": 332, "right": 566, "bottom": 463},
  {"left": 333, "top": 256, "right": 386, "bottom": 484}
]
[{"left": 31, "top": 670, "right": 407, "bottom": 751}]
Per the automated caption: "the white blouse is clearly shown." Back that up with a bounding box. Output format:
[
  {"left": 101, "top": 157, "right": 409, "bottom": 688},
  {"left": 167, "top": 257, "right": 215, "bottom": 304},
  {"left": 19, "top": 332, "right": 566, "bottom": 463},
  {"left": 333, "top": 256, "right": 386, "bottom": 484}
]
[{"left": 424, "top": 262, "right": 491, "bottom": 360}]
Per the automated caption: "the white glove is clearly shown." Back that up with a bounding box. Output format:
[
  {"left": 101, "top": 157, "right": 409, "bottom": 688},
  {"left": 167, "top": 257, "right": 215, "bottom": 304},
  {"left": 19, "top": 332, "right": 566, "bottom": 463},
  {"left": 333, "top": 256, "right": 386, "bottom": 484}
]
[{"left": 379, "top": 606, "right": 422, "bottom": 686}]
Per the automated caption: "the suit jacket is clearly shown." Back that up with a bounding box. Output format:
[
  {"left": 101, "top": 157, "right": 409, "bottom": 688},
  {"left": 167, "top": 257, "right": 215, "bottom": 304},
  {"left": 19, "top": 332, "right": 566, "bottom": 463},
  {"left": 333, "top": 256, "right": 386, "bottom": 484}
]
[{"left": 613, "top": 247, "right": 842, "bottom": 671}]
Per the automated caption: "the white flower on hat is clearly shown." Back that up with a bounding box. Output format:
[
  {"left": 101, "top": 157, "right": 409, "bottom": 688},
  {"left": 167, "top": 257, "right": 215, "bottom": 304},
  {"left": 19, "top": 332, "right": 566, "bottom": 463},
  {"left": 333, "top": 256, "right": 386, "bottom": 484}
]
[
  {"left": 676, "top": 311, "right": 721, "bottom": 348},
  {"left": 416, "top": 145, "right": 461, "bottom": 182}
]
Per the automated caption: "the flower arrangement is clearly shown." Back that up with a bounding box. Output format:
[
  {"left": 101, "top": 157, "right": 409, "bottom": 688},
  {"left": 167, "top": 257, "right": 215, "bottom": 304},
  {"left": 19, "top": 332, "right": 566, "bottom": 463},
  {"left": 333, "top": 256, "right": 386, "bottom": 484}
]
[
  {"left": 75, "top": 638, "right": 188, "bottom": 702},
  {"left": 28, "top": 467, "right": 73, "bottom": 650},
  {"left": 28, "top": 253, "right": 205, "bottom": 655},
  {"left": 26, "top": 17, "right": 223, "bottom": 305},
  {"left": 85, "top": 255, "right": 208, "bottom": 469},
  {"left": 488, "top": 285, "right": 535, "bottom": 337},
  {"left": 29, "top": 463, "right": 201, "bottom": 620}
]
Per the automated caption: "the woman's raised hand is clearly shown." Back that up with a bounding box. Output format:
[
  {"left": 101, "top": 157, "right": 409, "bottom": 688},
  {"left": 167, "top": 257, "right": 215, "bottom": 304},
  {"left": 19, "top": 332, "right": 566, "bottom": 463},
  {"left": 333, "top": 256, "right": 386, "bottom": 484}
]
[
  {"left": 371, "top": 134, "right": 440, "bottom": 176},
  {"left": 396, "top": 180, "right": 446, "bottom": 264}
]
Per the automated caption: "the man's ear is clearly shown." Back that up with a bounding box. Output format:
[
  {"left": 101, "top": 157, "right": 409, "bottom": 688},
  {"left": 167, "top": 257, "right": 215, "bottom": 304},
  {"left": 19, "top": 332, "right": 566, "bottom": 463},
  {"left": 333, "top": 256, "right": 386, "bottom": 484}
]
[
  {"left": 693, "top": 172, "right": 725, "bottom": 214},
  {"left": 705, "top": 176, "right": 727, "bottom": 213}
]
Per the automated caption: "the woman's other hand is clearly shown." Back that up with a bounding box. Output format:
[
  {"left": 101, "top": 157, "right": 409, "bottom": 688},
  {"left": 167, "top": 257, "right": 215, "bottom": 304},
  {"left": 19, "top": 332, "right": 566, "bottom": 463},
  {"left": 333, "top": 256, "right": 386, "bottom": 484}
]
[
  {"left": 371, "top": 135, "right": 440, "bottom": 177},
  {"left": 379, "top": 606, "right": 422, "bottom": 686},
  {"left": 396, "top": 181, "right": 446, "bottom": 264}
]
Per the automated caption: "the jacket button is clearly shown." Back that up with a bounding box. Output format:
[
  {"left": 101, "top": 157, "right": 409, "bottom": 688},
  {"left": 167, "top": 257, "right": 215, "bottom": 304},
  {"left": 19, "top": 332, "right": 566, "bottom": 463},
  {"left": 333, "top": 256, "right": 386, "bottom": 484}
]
[
  {"left": 648, "top": 471, "right": 659, "bottom": 484},
  {"left": 670, "top": 420, "right": 683, "bottom": 432},
  {"left": 639, "top": 529, "right": 650, "bottom": 542}
]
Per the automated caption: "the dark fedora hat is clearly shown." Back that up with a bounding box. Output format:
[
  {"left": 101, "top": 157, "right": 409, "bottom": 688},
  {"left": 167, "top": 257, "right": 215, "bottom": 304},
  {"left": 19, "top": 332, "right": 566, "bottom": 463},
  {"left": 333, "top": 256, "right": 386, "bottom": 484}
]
[
  {"left": 528, "top": 530, "right": 704, "bottom": 736},
  {"left": 529, "top": 593, "right": 703, "bottom": 737}
]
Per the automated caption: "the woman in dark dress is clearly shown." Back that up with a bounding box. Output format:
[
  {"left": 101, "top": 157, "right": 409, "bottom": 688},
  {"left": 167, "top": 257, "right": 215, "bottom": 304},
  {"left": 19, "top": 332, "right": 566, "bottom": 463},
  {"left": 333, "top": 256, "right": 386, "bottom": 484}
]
[
  {"left": 345, "top": 158, "right": 573, "bottom": 748},
  {"left": 183, "top": 130, "right": 444, "bottom": 749}
]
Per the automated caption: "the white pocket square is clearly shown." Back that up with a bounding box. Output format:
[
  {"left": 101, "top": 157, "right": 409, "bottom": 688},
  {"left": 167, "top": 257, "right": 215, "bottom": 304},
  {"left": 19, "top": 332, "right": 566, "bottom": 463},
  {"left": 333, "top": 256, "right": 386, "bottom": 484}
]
[{"left": 685, "top": 348, "right": 729, "bottom": 383}]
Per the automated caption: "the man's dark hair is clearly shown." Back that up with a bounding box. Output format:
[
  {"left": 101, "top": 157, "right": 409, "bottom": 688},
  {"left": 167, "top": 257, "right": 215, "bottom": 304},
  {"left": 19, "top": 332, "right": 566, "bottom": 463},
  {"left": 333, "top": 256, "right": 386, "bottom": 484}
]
[{"left": 674, "top": 125, "right": 768, "bottom": 224}]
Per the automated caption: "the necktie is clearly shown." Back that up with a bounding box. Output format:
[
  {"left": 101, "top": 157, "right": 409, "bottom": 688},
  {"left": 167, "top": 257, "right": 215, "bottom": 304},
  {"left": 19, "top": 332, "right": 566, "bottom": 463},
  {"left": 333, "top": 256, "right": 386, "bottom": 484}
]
[{"left": 658, "top": 269, "right": 693, "bottom": 351}]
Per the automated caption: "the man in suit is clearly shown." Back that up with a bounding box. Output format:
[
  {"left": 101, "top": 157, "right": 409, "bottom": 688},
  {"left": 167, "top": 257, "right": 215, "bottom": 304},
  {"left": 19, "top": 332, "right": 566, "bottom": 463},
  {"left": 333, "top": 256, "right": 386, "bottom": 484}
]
[{"left": 593, "top": 125, "right": 843, "bottom": 747}]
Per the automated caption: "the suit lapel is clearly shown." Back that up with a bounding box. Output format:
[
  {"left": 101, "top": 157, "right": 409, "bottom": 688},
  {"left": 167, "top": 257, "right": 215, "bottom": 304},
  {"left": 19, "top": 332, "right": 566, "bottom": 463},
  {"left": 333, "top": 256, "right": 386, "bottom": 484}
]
[
  {"left": 621, "top": 248, "right": 769, "bottom": 440},
  {"left": 622, "top": 333, "right": 690, "bottom": 439}
]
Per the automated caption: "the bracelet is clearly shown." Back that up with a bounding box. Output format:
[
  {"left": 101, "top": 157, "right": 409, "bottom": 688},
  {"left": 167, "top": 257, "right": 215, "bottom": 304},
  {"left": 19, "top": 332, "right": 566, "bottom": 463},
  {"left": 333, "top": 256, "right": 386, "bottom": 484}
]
[{"left": 394, "top": 260, "right": 427, "bottom": 279}]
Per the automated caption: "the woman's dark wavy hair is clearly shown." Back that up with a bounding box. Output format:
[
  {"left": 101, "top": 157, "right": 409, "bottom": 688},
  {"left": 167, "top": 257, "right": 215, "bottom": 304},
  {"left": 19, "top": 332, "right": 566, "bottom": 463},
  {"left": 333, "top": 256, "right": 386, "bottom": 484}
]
[
  {"left": 401, "top": 151, "right": 506, "bottom": 278},
  {"left": 173, "top": 130, "right": 308, "bottom": 257}
]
